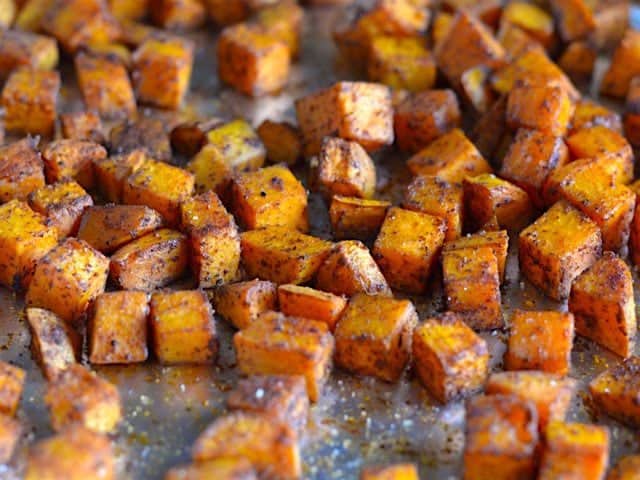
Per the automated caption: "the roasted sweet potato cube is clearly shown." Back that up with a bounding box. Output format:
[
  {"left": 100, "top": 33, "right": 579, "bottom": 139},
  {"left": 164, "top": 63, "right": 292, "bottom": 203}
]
[
  {"left": 227, "top": 374, "right": 309, "bottom": 433},
  {"left": 256, "top": 120, "right": 302, "bottom": 166},
  {"left": 0, "top": 362, "right": 25, "bottom": 417},
  {"left": 75, "top": 51, "right": 136, "bottom": 120},
  {"left": 93, "top": 150, "right": 147, "bottom": 203},
  {"left": 404, "top": 175, "right": 464, "bottom": 241},
  {"left": 0, "top": 30, "right": 59, "bottom": 78},
  {"left": 505, "top": 310, "right": 574, "bottom": 376},
  {"left": 150, "top": 0, "right": 205, "bottom": 30},
  {"left": 26, "top": 239, "right": 109, "bottom": 325},
  {"left": 28, "top": 181, "right": 93, "bottom": 238},
  {"left": 41, "top": 0, "right": 120, "bottom": 53},
  {"left": 463, "top": 174, "right": 533, "bottom": 233},
  {"left": 0, "top": 414, "right": 20, "bottom": 464},
  {"left": 204, "top": 0, "right": 249, "bottom": 26},
  {"left": 413, "top": 312, "right": 488, "bottom": 403},
  {"left": 502, "top": 2, "right": 554, "bottom": 48},
  {"left": 608, "top": 455, "right": 640, "bottom": 480},
  {"left": 558, "top": 41, "right": 597, "bottom": 84},
  {"left": 572, "top": 99, "right": 622, "bottom": 133},
  {"left": 89, "top": 291, "right": 149, "bottom": 365},
  {"left": 591, "top": 1, "right": 629, "bottom": 51},
  {"left": 486, "top": 371, "right": 576, "bottom": 431},
  {"left": 180, "top": 191, "right": 241, "bottom": 288},
  {"left": 373, "top": 207, "right": 446, "bottom": 294},
  {"left": 600, "top": 30, "right": 640, "bottom": 98},
  {"left": 394, "top": 89, "right": 460, "bottom": 153},
  {"left": 497, "top": 22, "right": 543, "bottom": 59},
  {"left": 26, "top": 307, "right": 80, "bottom": 381},
  {"left": 551, "top": 0, "right": 596, "bottom": 42},
  {"left": 460, "top": 66, "right": 495, "bottom": 114},
  {"left": 406, "top": 129, "right": 492, "bottom": 183},
  {"left": 432, "top": 12, "right": 453, "bottom": 49},
  {"left": 110, "top": 117, "right": 172, "bottom": 162},
  {"left": 507, "top": 83, "right": 574, "bottom": 137},
  {"left": 254, "top": 0, "right": 303, "bottom": 60},
  {"left": 240, "top": 227, "right": 333, "bottom": 285},
  {"left": 122, "top": 159, "right": 195, "bottom": 227},
  {"left": 352, "top": 0, "right": 429, "bottom": 37},
  {"left": 217, "top": 23, "right": 290, "bottom": 97},
  {"left": 570, "top": 252, "right": 635, "bottom": 357},
  {"left": 41, "top": 139, "right": 107, "bottom": 190},
  {"left": 315, "top": 240, "right": 390, "bottom": 297},
  {"left": 13, "top": 0, "right": 51, "bottom": 31},
  {"left": 109, "top": 0, "right": 149, "bottom": 21},
  {"left": 165, "top": 458, "right": 257, "bottom": 480},
  {"left": 278, "top": 284, "right": 347, "bottom": 332},
  {"left": 538, "top": 421, "right": 609, "bottom": 480},
  {"left": 2, "top": 67, "right": 59, "bottom": 137},
  {"left": 192, "top": 412, "right": 300, "bottom": 477},
  {"left": 334, "top": 294, "right": 416, "bottom": 382},
  {"left": 566, "top": 125, "right": 634, "bottom": 183},
  {"left": 443, "top": 230, "right": 509, "bottom": 282},
  {"left": 360, "top": 464, "right": 419, "bottom": 480},
  {"left": 519, "top": 201, "right": 601, "bottom": 300},
  {"left": 24, "top": 425, "right": 114, "bottom": 480},
  {"left": 234, "top": 311, "right": 334, "bottom": 401},
  {"left": 463, "top": 394, "right": 539, "bottom": 480},
  {"left": 60, "top": 111, "right": 105, "bottom": 143},
  {"left": 630, "top": 180, "right": 640, "bottom": 266},
  {"left": 367, "top": 36, "right": 436, "bottom": 92},
  {"left": 230, "top": 164, "right": 308, "bottom": 232},
  {"left": 329, "top": 195, "right": 390, "bottom": 241},
  {"left": 0, "top": 138, "right": 45, "bottom": 203},
  {"left": 78, "top": 204, "right": 163, "bottom": 254},
  {"left": 150, "top": 290, "right": 217, "bottom": 364},
  {"left": 187, "top": 119, "right": 266, "bottom": 194},
  {"left": 442, "top": 246, "right": 502, "bottom": 330},
  {"left": 435, "top": 11, "right": 506, "bottom": 89},
  {"left": 132, "top": 37, "right": 194, "bottom": 109},
  {"left": 214, "top": 279, "right": 277, "bottom": 329},
  {"left": 170, "top": 118, "right": 224, "bottom": 157},
  {"left": 589, "top": 356, "right": 640, "bottom": 427},
  {"left": 314, "top": 137, "right": 376, "bottom": 200},
  {"left": 501, "top": 129, "right": 570, "bottom": 209},
  {"left": 470, "top": 95, "right": 509, "bottom": 162},
  {"left": 44, "top": 364, "right": 121, "bottom": 433},
  {"left": 110, "top": 228, "right": 189, "bottom": 291},
  {"left": 295, "top": 81, "right": 394, "bottom": 156}
]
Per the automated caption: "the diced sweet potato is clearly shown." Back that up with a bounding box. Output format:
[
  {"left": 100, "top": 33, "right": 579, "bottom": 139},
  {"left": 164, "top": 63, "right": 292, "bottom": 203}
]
[
  {"left": 150, "top": 0, "right": 206, "bottom": 30},
  {"left": 354, "top": 0, "right": 429, "bottom": 37},
  {"left": 463, "top": 394, "right": 539, "bottom": 480},
  {"left": 486, "top": 371, "right": 576, "bottom": 431},
  {"left": 471, "top": 95, "right": 509, "bottom": 161},
  {"left": 460, "top": 66, "right": 495, "bottom": 114},
  {"left": 253, "top": 0, "right": 303, "bottom": 60},
  {"left": 591, "top": 1, "right": 629, "bottom": 51},
  {"left": 132, "top": 37, "right": 194, "bottom": 109},
  {"left": 295, "top": 81, "right": 394, "bottom": 156},
  {"left": 589, "top": 356, "right": 640, "bottom": 427},
  {"left": 394, "top": 89, "right": 460, "bottom": 153},
  {"left": 507, "top": 83, "right": 574, "bottom": 137},
  {"left": 0, "top": 30, "right": 59, "bottom": 78},
  {"left": 75, "top": 51, "right": 136, "bottom": 120},
  {"left": 558, "top": 41, "right": 597, "bottom": 84},
  {"left": 367, "top": 36, "right": 436, "bottom": 92},
  {"left": 373, "top": 207, "right": 446, "bottom": 294},
  {"left": 214, "top": 279, "right": 277, "bottom": 329},
  {"left": 0, "top": 138, "right": 45, "bottom": 204},
  {"left": 443, "top": 230, "right": 508, "bottom": 282},
  {"left": 26, "top": 238, "right": 109, "bottom": 325},
  {"left": 432, "top": 12, "right": 453, "bottom": 49},
  {"left": 217, "top": 23, "right": 290, "bottom": 97},
  {"left": 538, "top": 421, "right": 609, "bottom": 480},
  {"left": 407, "top": 128, "right": 492, "bottom": 183},
  {"left": 13, "top": 0, "right": 51, "bottom": 32},
  {"left": 26, "top": 307, "right": 80, "bottom": 381},
  {"left": 60, "top": 111, "right": 105, "bottom": 143},
  {"left": 165, "top": 458, "right": 257, "bottom": 480},
  {"left": 170, "top": 118, "right": 224, "bottom": 157},
  {"left": 2, "top": 67, "right": 60, "bottom": 137},
  {"left": 278, "top": 284, "right": 347, "bottom": 332},
  {"left": 28, "top": 180, "right": 93, "bottom": 238},
  {"left": 335, "top": 294, "right": 416, "bottom": 382},
  {"left": 625, "top": 76, "right": 640, "bottom": 147},
  {"left": 256, "top": 120, "right": 302, "bottom": 166},
  {"left": 227, "top": 374, "right": 308, "bottom": 434},
  {"left": 360, "top": 464, "right": 419, "bottom": 480},
  {"left": 93, "top": 150, "right": 147, "bottom": 203},
  {"left": 413, "top": 312, "right": 488, "bottom": 403},
  {"left": 315, "top": 240, "right": 390, "bottom": 297},
  {"left": 89, "top": 291, "right": 149, "bottom": 365},
  {"left": 109, "top": 0, "right": 149, "bottom": 21},
  {"left": 502, "top": 2, "right": 554, "bottom": 48},
  {"left": 463, "top": 174, "right": 533, "bottom": 232},
  {"left": 230, "top": 164, "right": 308, "bottom": 232},
  {"left": 608, "top": 455, "right": 640, "bottom": 480},
  {"left": 234, "top": 311, "right": 334, "bottom": 401},
  {"left": 442, "top": 246, "right": 502, "bottom": 330},
  {"left": 329, "top": 195, "right": 390, "bottom": 241},
  {"left": 630, "top": 180, "right": 640, "bottom": 266},
  {"left": 110, "top": 228, "right": 189, "bottom": 291},
  {"left": 122, "top": 158, "right": 195, "bottom": 227},
  {"left": 435, "top": 11, "right": 506, "bottom": 89},
  {"left": 572, "top": 99, "right": 622, "bottom": 133},
  {"left": 240, "top": 227, "right": 333, "bottom": 285},
  {"left": 186, "top": 119, "right": 266, "bottom": 194},
  {"left": 497, "top": 22, "right": 543, "bottom": 59},
  {"left": 41, "top": 139, "right": 107, "bottom": 190},
  {"left": 150, "top": 290, "right": 217, "bottom": 364},
  {"left": 0, "top": 362, "right": 25, "bottom": 417},
  {"left": 110, "top": 117, "right": 172, "bottom": 162},
  {"left": 180, "top": 191, "right": 241, "bottom": 288},
  {"left": 192, "top": 412, "right": 300, "bottom": 478},
  {"left": 519, "top": 201, "right": 601, "bottom": 300},
  {"left": 505, "top": 310, "right": 574, "bottom": 376},
  {"left": 24, "top": 426, "right": 114, "bottom": 480},
  {"left": 44, "top": 364, "right": 121, "bottom": 433},
  {"left": 600, "top": 30, "right": 640, "bottom": 98},
  {"left": 0, "top": 414, "right": 21, "bottom": 464},
  {"left": 204, "top": 0, "right": 250, "bottom": 26},
  {"left": 551, "top": 0, "right": 596, "bottom": 42}
]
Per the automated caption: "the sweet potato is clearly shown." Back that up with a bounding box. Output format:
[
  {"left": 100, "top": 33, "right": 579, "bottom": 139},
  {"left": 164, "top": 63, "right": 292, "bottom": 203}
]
[
  {"left": 551, "top": 0, "right": 596, "bottom": 42},
  {"left": 213, "top": 279, "right": 277, "bottom": 329},
  {"left": 256, "top": 120, "right": 302, "bottom": 166},
  {"left": 0, "top": 138, "right": 45, "bottom": 204},
  {"left": 41, "top": 139, "right": 107, "bottom": 190},
  {"left": 589, "top": 356, "right": 640, "bottom": 428},
  {"left": 0, "top": 30, "right": 59, "bottom": 78},
  {"left": 93, "top": 150, "right": 147, "bottom": 203},
  {"left": 109, "top": 117, "right": 172, "bottom": 162},
  {"left": 502, "top": 2, "right": 554, "bottom": 48},
  {"left": 59, "top": 111, "right": 105, "bottom": 144},
  {"left": 253, "top": 0, "right": 303, "bottom": 59},
  {"left": 170, "top": 118, "right": 224, "bottom": 157},
  {"left": 278, "top": 284, "right": 347, "bottom": 332},
  {"left": 165, "top": 458, "right": 257, "bottom": 480},
  {"left": 600, "top": 29, "right": 640, "bottom": 98},
  {"left": 443, "top": 230, "right": 509, "bottom": 282},
  {"left": 608, "top": 455, "right": 640, "bottom": 480},
  {"left": 150, "top": 0, "right": 206, "bottom": 30},
  {"left": 360, "top": 464, "right": 419, "bottom": 480},
  {"left": 572, "top": 99, "right": 622, "bottom": 133},
  {"left": 507, "top": 83, "right": 574, "bottom": 137},
  {"left": 558, "top": 41, "right": 597, "bottom": 84},
  {"left": 28, "top": 180, "right": 93, "bottom": 238},
  {"left": 0, "top": 414, "right": 21, "bottom": 464},
  {"left": 329, "top": 195, "right": 390, "bottom": 241},
  {"left": 0, "top": 362, "right": 25, "bottom": 417}
]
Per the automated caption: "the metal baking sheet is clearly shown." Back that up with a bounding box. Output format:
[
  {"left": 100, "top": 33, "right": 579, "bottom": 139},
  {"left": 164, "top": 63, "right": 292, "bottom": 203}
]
[{"left": 1, "top": 4, "right": 640, "bottom": 479}]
